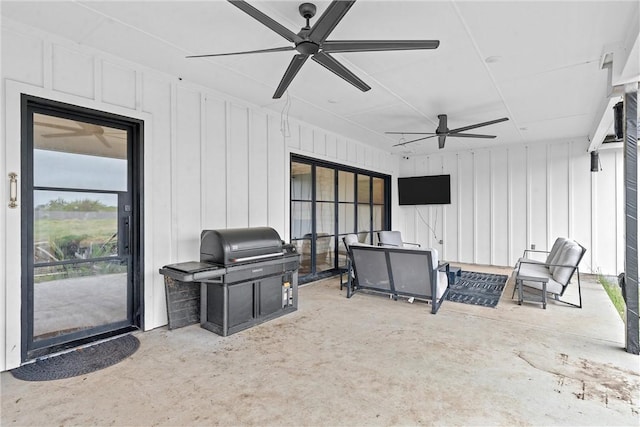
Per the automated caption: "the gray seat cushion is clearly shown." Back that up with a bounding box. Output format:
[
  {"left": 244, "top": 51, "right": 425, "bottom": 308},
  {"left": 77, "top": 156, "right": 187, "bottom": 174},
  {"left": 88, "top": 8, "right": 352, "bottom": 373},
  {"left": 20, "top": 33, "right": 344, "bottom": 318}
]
[
  {"left": 548, "top": 237, "right": 570, "bottom": 275},
  {"left": 343, "top": 234, "right": 359, "bottom": 248},
  {"left": 378, "top": 231, "right": 404, "bottom": 247},
  {"left": 552, "top": 241, "right": 583, "bottom": 285}
]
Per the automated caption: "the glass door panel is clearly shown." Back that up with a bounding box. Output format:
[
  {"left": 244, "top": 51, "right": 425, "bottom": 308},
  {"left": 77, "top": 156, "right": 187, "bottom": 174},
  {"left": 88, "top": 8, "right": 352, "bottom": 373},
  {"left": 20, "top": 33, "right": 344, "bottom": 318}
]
[
  {"left": 33, "top": 261, "right": 127, "bottom": 340},
  {"left": 291, "top": 162, "right": 312, "bottom": 200},
  {"left": 291, "top": 162, "right": 313, "bottom": 274},
  {"left": 338, "top": 204, "right": 355, "bottom": 234},
  {"left": 32, "top": 191, "right": 127, "bottom": 341},
  {"left": 315, "top": 201, "right": 335, "bottom": 272},
  {"left": 291, "top": 201, "right": 312, "bottom": 239},
  {"left": 316, "top": 202, "right": 335, "bottom": 236},
  {"left": 291, "top": 201, "right": 312, "bottom": 274},
  {"left": 315, "top": 234, "right": 334, "bottom": 272},
  {"left": 373, "top": 205, "right": 384, "bottom": 245},
  {"left": 25, "top": 106, "right": 137, "bottom": 359},
  {"left": 338, "top": 171, "right": 355, "bottom": 202},
  {"left": 34, "top": 191, "right": 119, "bottom": 261},
  {"left": 357, "top": 174, "right": 371, "bottom": 203},
  {"left": 290, "top": 156, "right": 390, "bottom": 283},
  {"left": 357, "top": 205, "right": 371, "bottom": 244},
  {"left": 372, "top": 177, "right": 384, "bottom": 204},
  {"left": 337, "top": 171, "right": 356, "bottom": 268},
  {"left": 372, "top": 177, "right": 385, "bottom": 245},
  {"left": 315, "top": 167, "right": 334, "bottom": 201}
]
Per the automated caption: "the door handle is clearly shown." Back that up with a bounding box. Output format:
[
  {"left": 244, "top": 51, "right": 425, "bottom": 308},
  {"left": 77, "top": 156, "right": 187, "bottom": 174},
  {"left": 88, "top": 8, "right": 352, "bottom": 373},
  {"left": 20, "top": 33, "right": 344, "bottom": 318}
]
[
  {"left": 121, "top": 216, "right": 130, "bottom": 256},
  {"left": 8, "top": 173, "right": 18, "bottom": 208}
]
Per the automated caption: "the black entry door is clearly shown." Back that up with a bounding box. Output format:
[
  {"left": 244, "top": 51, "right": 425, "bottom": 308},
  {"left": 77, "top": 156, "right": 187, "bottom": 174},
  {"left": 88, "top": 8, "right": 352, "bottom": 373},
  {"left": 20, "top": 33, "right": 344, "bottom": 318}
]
[{"left": 21, "top": 96, "right": 143, "bottom": 360}]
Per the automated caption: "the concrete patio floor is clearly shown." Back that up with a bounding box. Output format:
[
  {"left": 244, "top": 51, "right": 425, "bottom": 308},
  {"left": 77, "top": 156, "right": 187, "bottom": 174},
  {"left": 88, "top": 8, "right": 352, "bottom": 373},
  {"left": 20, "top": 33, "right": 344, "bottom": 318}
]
[{"left": 1, "top": 264, "right": 639, "bottom": 426}]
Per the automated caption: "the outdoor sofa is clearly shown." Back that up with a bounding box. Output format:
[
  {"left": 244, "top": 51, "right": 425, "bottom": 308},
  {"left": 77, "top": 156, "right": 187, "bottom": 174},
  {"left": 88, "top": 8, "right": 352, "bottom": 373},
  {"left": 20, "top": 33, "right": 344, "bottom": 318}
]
[{"left": 344, "top": 241, "right": 450, "bottom": 314}]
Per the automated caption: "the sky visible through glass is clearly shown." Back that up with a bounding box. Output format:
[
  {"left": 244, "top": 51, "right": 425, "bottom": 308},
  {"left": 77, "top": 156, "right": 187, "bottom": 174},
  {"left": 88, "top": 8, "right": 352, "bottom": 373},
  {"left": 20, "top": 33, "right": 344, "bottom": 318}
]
[{"left": 34, "top": 149, "right": 127, "bottom": 207}]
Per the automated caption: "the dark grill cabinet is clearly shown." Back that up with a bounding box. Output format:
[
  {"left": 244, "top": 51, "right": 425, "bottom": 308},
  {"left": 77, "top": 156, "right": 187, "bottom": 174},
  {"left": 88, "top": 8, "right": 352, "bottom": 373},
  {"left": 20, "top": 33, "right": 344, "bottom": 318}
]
[{"left": 201, "top": 258, "right": 299, "bottom": 336}]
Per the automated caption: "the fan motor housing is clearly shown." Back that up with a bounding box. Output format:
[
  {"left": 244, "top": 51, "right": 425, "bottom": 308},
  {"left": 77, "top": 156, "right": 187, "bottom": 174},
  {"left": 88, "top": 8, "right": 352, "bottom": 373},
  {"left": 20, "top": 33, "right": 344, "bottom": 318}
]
[{"left": 296, "top": 41, "right": 320, "bottom": 55}]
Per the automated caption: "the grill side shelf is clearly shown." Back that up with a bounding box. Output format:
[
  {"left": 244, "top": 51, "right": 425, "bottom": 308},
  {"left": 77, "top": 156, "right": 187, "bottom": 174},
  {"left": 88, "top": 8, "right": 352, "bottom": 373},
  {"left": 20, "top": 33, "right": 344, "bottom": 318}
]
[{"left": 159, "top": 262, "right": 226, "bottom": 282}]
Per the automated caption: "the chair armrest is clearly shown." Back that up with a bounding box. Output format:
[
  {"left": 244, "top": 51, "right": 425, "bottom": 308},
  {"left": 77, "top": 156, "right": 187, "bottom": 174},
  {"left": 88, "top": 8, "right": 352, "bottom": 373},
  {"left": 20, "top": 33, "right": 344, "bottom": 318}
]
[
  {"left": 378, "top": 242, "right": 400, "bottom": 247},
  {"left": 522, "top": 249, "right": 550, "bottom": 258},
  {"left": 403, "top": 242, "right": 421, "bottom": 248},
  {"left": 437, "top": 262, "right": 450, "bottom": 273},
  {"left": 518, "top": 259, "right": 578, "bottom": 269}
]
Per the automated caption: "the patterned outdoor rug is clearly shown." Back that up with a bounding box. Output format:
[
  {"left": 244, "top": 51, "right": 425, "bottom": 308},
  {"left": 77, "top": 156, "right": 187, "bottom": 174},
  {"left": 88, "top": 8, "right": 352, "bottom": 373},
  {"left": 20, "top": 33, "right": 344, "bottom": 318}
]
[
  {"left": 446, "top": 271, "right": 508, "bottom": 308},
  {"left": 11, "top": 334, "right": 139, "bottom": 381}
]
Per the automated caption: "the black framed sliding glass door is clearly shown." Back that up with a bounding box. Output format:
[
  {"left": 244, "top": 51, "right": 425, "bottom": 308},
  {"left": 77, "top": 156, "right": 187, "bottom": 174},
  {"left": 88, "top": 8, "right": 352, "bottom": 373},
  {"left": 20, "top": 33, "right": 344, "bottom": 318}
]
[{"left": 290, "top": 155, "right": 390, "bottom": 283}]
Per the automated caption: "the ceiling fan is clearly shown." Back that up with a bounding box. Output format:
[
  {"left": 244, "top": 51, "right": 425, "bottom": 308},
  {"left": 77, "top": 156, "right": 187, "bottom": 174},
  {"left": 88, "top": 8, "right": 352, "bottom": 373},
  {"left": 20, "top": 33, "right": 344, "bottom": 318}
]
[
  {"left": 387, "top": 115, "right": 510, "bottom": 149},
  {"left": 35, "top": 121, "right": 125, "bottom": 148},
  {"left": 187, "top": 0, "right": 440, "bottom": 99}
]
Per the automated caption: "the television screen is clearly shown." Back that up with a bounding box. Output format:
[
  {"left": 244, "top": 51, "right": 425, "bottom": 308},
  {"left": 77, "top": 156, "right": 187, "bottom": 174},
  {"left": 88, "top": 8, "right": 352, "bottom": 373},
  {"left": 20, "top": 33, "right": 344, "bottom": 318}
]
[{"left": 398, "top": 175, "right": 451, "bottom": 205}]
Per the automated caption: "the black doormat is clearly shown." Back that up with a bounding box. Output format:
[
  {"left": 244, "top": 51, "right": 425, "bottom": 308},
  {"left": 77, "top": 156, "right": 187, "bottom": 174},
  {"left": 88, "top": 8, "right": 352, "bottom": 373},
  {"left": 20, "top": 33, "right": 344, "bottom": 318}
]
[
  {"left": 446, "top": 271, "right": 508, "bottom": 308},
  {"left": 11, "top": 334, "right": 139, "bottom": 381}
]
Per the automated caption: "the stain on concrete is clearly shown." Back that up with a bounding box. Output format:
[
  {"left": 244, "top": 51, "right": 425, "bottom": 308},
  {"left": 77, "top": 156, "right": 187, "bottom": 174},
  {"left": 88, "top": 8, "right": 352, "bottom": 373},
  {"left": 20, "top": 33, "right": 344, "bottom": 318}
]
[{"left": 517, "top": 350, "right": 639, "bottom": 415}]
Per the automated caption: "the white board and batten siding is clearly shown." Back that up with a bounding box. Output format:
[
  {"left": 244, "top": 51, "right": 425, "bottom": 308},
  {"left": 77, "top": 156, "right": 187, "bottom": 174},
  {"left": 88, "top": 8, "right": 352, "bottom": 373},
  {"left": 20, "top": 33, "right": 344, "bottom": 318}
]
[
  {"left": 0, "top": 19, "right": 396, "bottom": 371},
  {"left": 397, "top": 143, "right": 625, "bottom": 276}
]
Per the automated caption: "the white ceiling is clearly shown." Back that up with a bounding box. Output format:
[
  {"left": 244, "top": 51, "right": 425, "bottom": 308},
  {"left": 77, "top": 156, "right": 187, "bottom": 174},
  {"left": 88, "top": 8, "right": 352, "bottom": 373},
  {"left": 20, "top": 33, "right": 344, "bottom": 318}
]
[{"left": 2, "top": 0, "right": 639, "bottom": 155}]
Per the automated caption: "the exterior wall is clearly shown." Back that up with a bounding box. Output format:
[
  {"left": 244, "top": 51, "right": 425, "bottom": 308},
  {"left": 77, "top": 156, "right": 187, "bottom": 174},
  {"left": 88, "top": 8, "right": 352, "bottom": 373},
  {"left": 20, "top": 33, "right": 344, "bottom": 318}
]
[
  {"left": 0, "top": 19, "right": 396, "bottom": 371},
  {"left": 397, "top": 143, "right": 625, "bottom": 275}
]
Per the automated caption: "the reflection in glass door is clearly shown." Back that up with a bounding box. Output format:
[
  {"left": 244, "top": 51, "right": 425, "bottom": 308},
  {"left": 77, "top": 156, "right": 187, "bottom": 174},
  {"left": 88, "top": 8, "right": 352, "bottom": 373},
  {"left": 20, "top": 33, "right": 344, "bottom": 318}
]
[{"left": 23, "top": 99, "right": 142, "bottom": 360}]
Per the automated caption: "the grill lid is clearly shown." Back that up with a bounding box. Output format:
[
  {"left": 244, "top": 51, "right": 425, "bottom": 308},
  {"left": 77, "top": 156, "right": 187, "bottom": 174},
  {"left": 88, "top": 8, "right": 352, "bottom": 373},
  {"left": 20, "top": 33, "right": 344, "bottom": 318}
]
[{"left": 200, "top": 227, "right": 283, "bottom": 265}]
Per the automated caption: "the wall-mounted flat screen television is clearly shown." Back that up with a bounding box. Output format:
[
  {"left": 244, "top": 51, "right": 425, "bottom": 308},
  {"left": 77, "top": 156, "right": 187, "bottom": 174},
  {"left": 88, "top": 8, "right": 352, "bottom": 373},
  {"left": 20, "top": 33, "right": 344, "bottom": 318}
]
[{"left": 398, "top": 175, "right": 451, "bottom": 205}]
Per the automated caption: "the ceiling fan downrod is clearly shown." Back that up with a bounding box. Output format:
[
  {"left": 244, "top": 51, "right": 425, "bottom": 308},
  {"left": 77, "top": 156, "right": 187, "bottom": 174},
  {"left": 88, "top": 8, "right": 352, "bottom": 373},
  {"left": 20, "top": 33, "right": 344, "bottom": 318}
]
[
  {"left": 299, "top": 3, "right": 316, "bottom": 29},
  {"left": 295, "top": 3, "right": 319, "bottom": 54}
]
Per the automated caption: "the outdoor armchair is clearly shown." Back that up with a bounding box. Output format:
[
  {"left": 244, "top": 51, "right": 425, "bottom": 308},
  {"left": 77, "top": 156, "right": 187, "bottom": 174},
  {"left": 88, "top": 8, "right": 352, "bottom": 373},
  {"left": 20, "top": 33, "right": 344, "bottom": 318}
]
[{"left": 513, "top": 237, "right": 586, "bottom": 309}]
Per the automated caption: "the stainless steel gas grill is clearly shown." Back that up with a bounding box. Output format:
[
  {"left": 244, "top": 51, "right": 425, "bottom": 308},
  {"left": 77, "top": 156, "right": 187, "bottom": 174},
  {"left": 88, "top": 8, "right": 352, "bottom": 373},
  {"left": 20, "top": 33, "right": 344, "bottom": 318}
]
[{"left": 160, "top": 227, "right": 299, "bottom": 336}]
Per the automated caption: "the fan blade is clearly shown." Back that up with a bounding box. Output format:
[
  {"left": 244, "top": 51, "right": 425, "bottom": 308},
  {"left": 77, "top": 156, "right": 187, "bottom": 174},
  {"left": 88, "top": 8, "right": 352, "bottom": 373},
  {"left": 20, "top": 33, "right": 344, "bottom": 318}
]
[
  {"left": 187, "top": 46, "right": 294, "bottom": 58},
  {"left": 228, "top": 0, "right": 302, "bottom": 44},
  {"left": 437, "top": 114, "right": 448, "bottom": 133},
  {"left": 448, "top": 117, "right": 509, "bottom": 134},
  {"left": 448, "top": 133, "right": 497, "bottom": 139},
  {"left": 438, "top": 135, "right": 447, "bottom": 149},
  {"left": 308, "top": 1, "right": 356, "bottom": 44},
  {"left": 273, "top": 54, "right": 309, "bottom": 99},
  {"left": 41, "top": 132, "right": 84, "bottom": 138},
  {"left": 312, "top": 52, "right": 371, "bottom": 92},
  {"left": 322, "top": 40, "right": 440, "bottom": 53},
  {"left": 385, "top": 132, "right": 438, "bottom": 135},
  {"left": 34, "top": 122, "right": 80, "bottom": 131},
  {"left": 392, "top": 135, "right": 437, "bottom": 147},
  {"left": 96, "top": 134, "right": 113, "bottom": 148}
]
